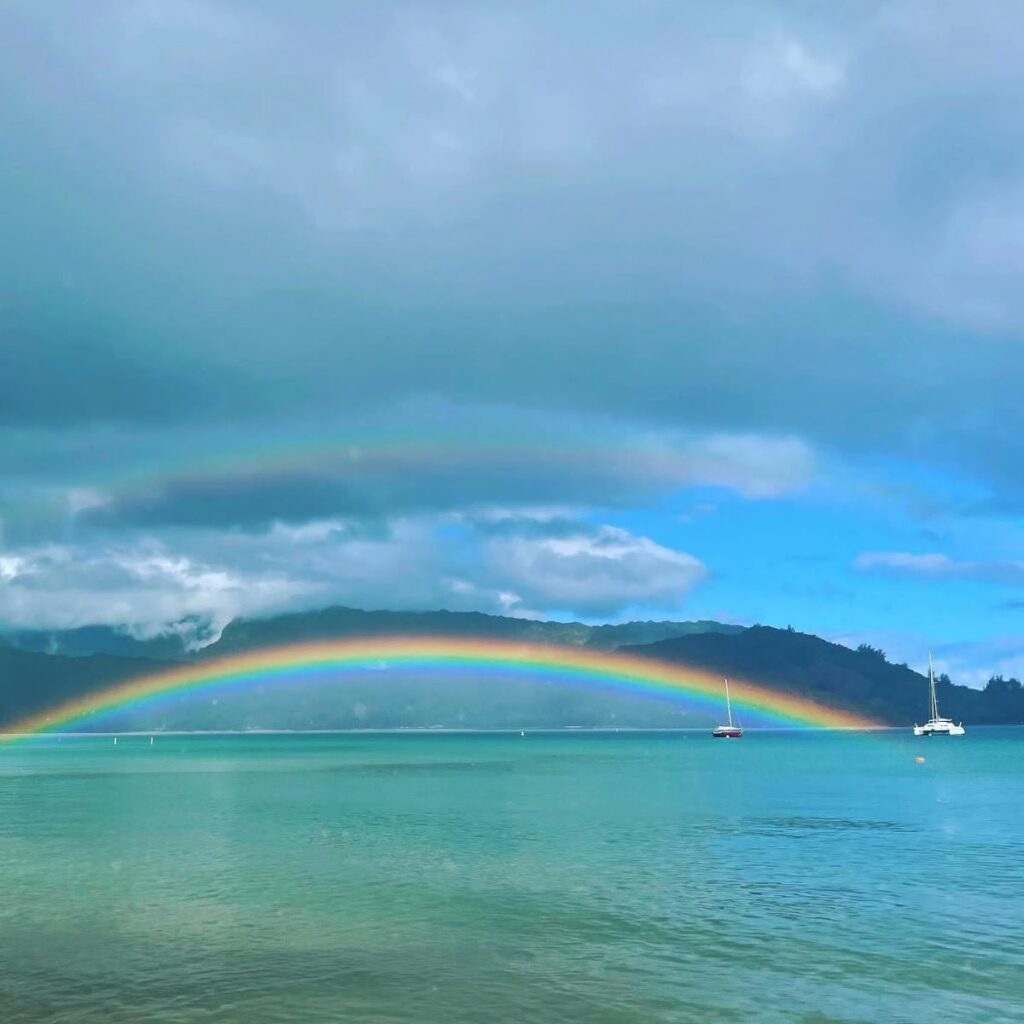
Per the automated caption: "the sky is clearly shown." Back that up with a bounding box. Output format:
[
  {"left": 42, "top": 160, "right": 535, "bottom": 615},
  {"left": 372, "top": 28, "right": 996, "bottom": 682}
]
[{"left": 1, "top": 1, "right": 1023, "bottom": 685}]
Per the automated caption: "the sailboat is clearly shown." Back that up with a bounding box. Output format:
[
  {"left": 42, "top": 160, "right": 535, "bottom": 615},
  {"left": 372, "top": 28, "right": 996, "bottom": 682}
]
[
  {"left": 913, "top": 652, "right": 965, "bottom": 736},
  {"left": 712, "top": 678, "right": 743, "bottom": 738}
]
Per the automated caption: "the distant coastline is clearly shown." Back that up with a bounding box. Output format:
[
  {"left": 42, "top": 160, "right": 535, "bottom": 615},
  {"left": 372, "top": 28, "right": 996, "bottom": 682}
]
[
  {"left": 3, "top": 607, "right": 1022, "bottom": 732},
  {"left": 3, "top": 725, "right": 919, "bottom": 740}
]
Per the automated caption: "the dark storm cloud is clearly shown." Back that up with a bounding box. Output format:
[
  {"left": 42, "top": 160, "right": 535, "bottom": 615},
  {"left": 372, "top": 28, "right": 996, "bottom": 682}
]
[
  {"left": 1, "top": 0, "right": 1023, "bottom": 494},
  {"left": 83, "top": 472, "right": 376, "bottom": 529},
  {"left": 74, "top": 423, "right": 813, "bottom": 529},
  {"left": 0, "top": 401, "right": 815, "bottom": 533}
]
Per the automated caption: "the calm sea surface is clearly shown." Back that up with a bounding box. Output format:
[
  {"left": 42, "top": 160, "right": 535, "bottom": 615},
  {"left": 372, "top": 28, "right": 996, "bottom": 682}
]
[{"left": 1, "top": 730, "right": 1022, "bottom": 1024}]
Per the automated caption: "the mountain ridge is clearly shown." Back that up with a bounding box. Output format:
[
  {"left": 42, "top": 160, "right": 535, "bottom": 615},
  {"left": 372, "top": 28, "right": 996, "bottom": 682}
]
[
  {"left": 620, "top": 626, "right": 1024, "bottom": 726},
  {"left": 205, "top": 606, "right": 744, "bottom": 657},
  {"left": 2, "top": 607, "right": 743, "bottom": 662},
  {"left": 2, "top": 609, "right": 1021, "bottom": 731}
]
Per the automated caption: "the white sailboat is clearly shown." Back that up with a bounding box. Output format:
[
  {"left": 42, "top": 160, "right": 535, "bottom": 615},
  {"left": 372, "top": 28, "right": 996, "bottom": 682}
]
[
  {"left": 712, "top": 678, "right": 743, "bottom": 738},
  {"left": 913, "top": 652, "right": 965, "bottom": 736}
]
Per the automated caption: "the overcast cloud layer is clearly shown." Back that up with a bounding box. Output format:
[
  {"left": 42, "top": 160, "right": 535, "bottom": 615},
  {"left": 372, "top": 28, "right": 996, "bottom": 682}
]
[{"left": 1, "top": 2, "right": 1023, "bottom": 682}]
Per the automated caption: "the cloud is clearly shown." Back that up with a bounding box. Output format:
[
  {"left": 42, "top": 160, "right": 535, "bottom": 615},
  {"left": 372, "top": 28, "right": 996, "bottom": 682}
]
[
  {"left": 0, "top": 555, "right": 26, "bottom": 581},
  {"left": 824, "top": 627, "right": 1024, "bottom": 690},
  {"left": 0, "top": 515, "right": 708, "bottom": 638},
  {"left": 657, "top": 434, "right": 815, "bottom": 499},
  {"left": 0, "top": 540, "right": 314, "bottom": 643},
  {"left": 0, "top": 404, "right": 817, "bottom": 534},
  {"left": 4, "top": 1, "right": 1024, "bottom": 649},
  {"left": 484, "top": 525, "right": 707, "bottom": 617},
  {"left": 854, "top": 551, "right": 1024, "bottom": 586},
  {"left": 929, "top": 637, "right": 1024, "bottom": 689},
  {"left": 2, "top": 0, "right": 1024, "bottom": 502}
]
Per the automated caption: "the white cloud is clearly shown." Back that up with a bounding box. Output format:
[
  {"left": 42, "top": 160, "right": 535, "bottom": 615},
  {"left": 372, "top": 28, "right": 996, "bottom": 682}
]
[
  {"left": 0, "top": 555, "right": 26, "bottom": 581},
  {"left": 652, "top": 434, "right": 816, "bottom": 498},
  {"left": 741, "top": 35, "right": 845, "bottom": 135},
  {"left": 824, "top": 627, "right": 1024, "bottom": 689},
  {"left": 939, "top": 637, "right": 1024, "bottom": 688},
  {"left": 854, "top": 551, "right": 1024, "bottom": 585},
  {"left": 855, "top": 552, "right": 957, "bottom": 574},
  {"left": 778, "top": 39, "right": 844, "bottom": 95},
  {"left": 0, "top": 514, "right": 711, "bottom": 639},
  {"left": 66, "top": 488, "right": 111, "bottom": 516},
  {"left": 485, "top": 524, "right": 707, "bottom": 616},
  {"left": 0, "top": 541, "right": 313, "bottom": 644},
  {"left": 443, "top": 576, "right": 526, "bottom": 616},
  {"left": 266, "top": 519, "right": 350, "bottom": 544}
]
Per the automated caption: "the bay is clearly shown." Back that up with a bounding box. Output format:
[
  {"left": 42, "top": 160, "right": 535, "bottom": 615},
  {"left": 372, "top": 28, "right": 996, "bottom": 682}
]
[{"left": 1, "top": 729, "right": 1022, "bottom": 1023}]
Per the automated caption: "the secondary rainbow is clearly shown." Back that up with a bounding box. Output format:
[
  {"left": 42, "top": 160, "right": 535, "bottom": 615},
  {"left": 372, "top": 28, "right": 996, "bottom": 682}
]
[
  {"left": 1, "top": 636, "right": 880, "bottom": 738},
  {"left": 7, "top": 420, "right": 686, "bottom": 528}
]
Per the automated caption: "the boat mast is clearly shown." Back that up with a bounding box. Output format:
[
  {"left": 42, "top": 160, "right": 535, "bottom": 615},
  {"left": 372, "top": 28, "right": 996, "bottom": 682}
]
[
  {"left": 928, "top": 651, "right": 939, "bottom": 721},
  {"left": 725, "top": 678, "right": 733, "bottom": 728}
]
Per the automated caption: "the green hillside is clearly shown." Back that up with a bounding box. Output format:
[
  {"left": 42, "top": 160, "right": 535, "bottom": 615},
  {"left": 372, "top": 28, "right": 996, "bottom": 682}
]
[
  {"left": 204, "top": 606, "right": 742, "bottom": 656},
  {"left": 622, "top": 626, "right": 1024, "bottom": 726},
  {"left": 0, "top": 645, "right": 177, "bottom": 730},
  {"left": 1, "top": 612, "right": 1021, "bottom": 732}
]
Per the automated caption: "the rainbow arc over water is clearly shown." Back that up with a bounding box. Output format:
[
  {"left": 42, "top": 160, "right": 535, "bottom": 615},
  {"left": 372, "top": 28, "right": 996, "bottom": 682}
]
[{"left": 1, "top": 637, "right": 880, "bottom": 738}]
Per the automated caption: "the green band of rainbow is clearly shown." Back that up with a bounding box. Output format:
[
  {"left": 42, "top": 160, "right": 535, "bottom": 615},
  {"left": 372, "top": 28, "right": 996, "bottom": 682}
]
[{"left": 1, "top": 636, "right": 880, "bottom": 738}]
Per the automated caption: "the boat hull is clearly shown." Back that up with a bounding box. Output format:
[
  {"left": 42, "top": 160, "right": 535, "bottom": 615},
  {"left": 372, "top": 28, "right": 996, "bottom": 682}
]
[
  {"left": 913, "top": 721, "right": 965, "bottom": 736},
  {"left": 712, "top": 727, "right": 743, "bottom": 739}
]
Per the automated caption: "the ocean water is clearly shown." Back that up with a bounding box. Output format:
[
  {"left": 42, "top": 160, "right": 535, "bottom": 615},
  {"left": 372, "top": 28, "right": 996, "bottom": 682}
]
[{"left": 1, "top": 730, "right": 1022, "bottom": 1024}]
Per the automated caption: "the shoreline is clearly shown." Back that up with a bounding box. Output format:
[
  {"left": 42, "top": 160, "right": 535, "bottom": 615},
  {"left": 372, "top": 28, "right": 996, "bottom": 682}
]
[{"left": 2, "top": 725, "right": 912, "bottom": 739}]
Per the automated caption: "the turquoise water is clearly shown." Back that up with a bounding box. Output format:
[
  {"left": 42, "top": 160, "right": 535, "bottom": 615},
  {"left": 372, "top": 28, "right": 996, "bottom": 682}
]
[{"left": 1, "top": 730, "right": 1022, "bottom": 1023}]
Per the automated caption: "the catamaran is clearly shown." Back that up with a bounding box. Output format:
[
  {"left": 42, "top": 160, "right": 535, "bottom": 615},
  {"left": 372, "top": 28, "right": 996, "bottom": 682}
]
[
  {"left": 712, "top": 678, "right": 743, "bottom": 738},
  {"left": 913, "top": 652, "right": 965, "bottom": 736}
]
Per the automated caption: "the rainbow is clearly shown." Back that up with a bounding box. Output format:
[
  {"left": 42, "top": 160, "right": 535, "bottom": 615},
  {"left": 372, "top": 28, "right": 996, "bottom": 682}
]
[
  {"left": 90, "top": 410, "right": 680, "bottom": 496},
  {"left": 6, "top": 414, "right": 695, "bottom": 529},
  {"left": 0, "top": 637, "right": 879, "bottom": 738}
]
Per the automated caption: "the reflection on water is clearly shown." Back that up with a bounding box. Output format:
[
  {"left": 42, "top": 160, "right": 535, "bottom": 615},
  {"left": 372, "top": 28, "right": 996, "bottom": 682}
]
[{"left": 1, "top": 730, "right": 1022, "bottom": 1023}]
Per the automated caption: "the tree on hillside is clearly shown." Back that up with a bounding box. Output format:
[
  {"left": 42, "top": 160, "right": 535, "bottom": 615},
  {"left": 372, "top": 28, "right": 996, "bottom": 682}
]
[
  {"left": 982, "top": 675, "right": 1024, "bottom": 722},
  {"left": 985, "top": 675, "right": 1022, "bottom": 693},
  {"left": 856, "top": 643, "right": 887, "bottom": 662}
]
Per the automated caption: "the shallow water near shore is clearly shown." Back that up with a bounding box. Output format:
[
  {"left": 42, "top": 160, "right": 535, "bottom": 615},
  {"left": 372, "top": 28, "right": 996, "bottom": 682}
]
[{"left": 1, "top": 729, "right": 1022, "bottom": 1023}]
